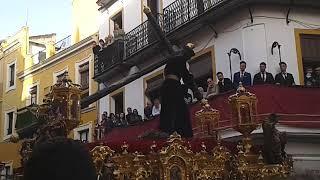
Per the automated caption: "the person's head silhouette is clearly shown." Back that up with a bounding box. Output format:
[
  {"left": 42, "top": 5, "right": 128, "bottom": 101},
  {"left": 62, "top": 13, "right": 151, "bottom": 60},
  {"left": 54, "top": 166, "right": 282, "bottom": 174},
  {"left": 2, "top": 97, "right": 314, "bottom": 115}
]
[{"left": 24, "top": 137, "right": 96, "bottom": 180}]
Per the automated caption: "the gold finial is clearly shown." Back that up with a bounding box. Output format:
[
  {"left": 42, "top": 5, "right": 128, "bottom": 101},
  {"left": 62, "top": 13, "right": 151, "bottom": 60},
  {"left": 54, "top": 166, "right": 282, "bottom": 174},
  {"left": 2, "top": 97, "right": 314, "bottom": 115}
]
[
  {"left": 143, "top": 5, "right": 151, "bottom": 14},
  {"left": 121, "top": 141, "right": 129, "bottom": 154},
  {"left": 236, "top": 82, "right": 246, "bottom": 94}
]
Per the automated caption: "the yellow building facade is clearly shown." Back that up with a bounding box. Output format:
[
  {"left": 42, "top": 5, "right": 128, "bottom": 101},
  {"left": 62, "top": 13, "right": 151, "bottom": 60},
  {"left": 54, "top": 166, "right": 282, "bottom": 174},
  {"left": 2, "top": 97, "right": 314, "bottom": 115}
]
[
  {"left": 72, "top": 0, "right": 99, "bottom": 44},
  {"left": 0, "top": 0, "right": 100, "bottom": 173},
  {"left": 0, "top": 26, "right": 99, "bottom": 171}
]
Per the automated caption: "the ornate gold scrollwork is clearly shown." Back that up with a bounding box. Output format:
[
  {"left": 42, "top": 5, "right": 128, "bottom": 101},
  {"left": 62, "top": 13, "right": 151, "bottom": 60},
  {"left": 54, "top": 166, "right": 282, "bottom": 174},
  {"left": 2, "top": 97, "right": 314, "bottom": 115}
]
[{"left": 195, "top": 99, "right": 220, "bottom": 137}]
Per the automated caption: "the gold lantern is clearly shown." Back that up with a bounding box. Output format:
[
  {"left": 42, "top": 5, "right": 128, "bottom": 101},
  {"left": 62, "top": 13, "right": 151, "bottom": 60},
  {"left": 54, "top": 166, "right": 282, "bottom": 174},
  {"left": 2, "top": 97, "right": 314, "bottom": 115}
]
[
  {"left": 50, "top": 72, "right": 82, "bottom": 133},
  {"left": 195, "top": 99, "right": 220, "bottom": 138},
  {"left": 228, "top": 82, "right": 258, "bottom": 137}
]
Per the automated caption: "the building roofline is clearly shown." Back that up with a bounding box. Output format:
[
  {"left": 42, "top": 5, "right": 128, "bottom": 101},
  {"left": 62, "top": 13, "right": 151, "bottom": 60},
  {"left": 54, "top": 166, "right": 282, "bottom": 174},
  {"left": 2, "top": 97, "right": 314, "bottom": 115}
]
[
  {"left": 18, "top": 35, "right": 95, "bottom": 79},
  {"left": 30, "top": 33, "right": 56, "bottom": 39}
]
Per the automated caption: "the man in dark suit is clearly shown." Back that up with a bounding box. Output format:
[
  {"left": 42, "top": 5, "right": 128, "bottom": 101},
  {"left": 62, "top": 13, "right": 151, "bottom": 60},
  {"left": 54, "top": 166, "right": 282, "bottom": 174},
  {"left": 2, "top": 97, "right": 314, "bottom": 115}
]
[
  {"left": 275, "top": 62, "right": 295, "bottom": 86},
  {"left": 217, "top": 72, "right": 234, "bottom": 93},
  {"left": 233, "top": 61, "right": 252, "bottom": 87},
  {"left": 253, "top": 62, "right": 274, "bottom": 85}
]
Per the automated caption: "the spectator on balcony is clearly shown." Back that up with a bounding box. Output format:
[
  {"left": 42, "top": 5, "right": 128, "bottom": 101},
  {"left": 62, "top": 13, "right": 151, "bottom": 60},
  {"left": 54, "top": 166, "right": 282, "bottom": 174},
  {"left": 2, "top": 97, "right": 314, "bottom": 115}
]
[
  {"left": 253, "top": 62, "right": 274, "bottom": 85},
  {"left": 92, "top": 41, "right": 101, "bottom": 56},
  {"left": 105, "top": 35, "right": 114, "bottom": 46},
  {"left": 275, "top": 62, "right": 295, "bottom": 86},
  {"left": 119, "top": 113, "right": 128, "bottom": 127},
  {"left": 206, "top": 78, "right": 219, "bottom": 98},
  {"left": 304, "top": 67, "right": 316, "bottom": 87},
  {"left": 113, "top": 23, "right": 125, "bottom": 41},
  {"left": 110, "top": 113, "right": 120, "bottom": 127},
  {"left": 315, "top": 67, "right": 320, "bottom": 87},
  {"left": 233, "top": 61, "right": 252, "bottom": 87},
  {"left": 99, "top": 39, "right": 105, "bottom": 49},
  {"left": 102, "top": 111, "right": 114, "bottom": 133},
  {"left": 144, "top": 101, "right": 153, "bottom": 120},
  {"left": 101, "top": 111, "right": 108, "bottom": 132},
  {"left": 198, "top": 87, "right": 206, "bottom": 98},
  {"left": 182, "top": 84, "right": 193, "bottom": 104},
  {"left": 152, "top": 98, "right": 161, "bottom": 117},
  {"left": 126, "top": 107, "right": 134, "bottom": 124},
  {"left": 217, "top": 72, "right": 234, "bottom": 93},
  {"left": 131, "top": 109, "right": 143, "bottom": 124}
]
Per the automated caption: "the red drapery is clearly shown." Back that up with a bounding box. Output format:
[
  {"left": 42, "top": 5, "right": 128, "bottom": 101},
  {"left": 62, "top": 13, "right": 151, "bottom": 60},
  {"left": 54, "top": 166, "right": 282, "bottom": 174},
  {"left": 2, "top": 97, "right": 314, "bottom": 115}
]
[{"left": 98, "top": 85, "right": 320, "bottom": 143}]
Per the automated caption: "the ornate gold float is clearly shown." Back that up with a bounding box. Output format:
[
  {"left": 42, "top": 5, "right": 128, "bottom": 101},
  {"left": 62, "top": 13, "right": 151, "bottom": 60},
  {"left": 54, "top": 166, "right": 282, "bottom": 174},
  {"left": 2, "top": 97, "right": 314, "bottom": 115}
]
[{"left": 90, "top": 83, "right": 293, "bottom": 179}]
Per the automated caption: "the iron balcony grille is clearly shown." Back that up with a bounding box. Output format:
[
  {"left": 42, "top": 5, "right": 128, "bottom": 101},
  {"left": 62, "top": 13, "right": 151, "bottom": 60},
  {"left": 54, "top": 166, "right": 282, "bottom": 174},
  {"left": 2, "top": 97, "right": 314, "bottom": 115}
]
[
  {"left": 30, "top": 35, "right": 71, "bottom": 65},
  {"left": 94, "top": 0, "right": 224, "bottom": 77},
  {"left": 54, "top": 35, "right": 71, "bottom": 53},
  {"left": 94, "top": 40, "right": 125, "bottom": 76}
]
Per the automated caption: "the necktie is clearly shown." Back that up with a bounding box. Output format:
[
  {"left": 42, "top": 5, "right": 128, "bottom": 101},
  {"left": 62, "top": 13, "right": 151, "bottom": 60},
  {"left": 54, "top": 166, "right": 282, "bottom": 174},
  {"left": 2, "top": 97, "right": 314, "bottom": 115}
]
[
  {"left": 283, "top": 73, "right": 287, "bottom": 79},
  {"left": 262, "top": 73, "right": 265, "bottom": 82}
]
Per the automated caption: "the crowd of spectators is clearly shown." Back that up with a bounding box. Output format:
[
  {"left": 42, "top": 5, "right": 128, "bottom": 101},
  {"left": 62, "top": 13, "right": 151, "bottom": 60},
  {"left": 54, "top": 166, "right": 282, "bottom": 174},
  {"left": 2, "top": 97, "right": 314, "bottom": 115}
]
[{"left": 95, "top": 98, "right": 162, "bottom": 139}]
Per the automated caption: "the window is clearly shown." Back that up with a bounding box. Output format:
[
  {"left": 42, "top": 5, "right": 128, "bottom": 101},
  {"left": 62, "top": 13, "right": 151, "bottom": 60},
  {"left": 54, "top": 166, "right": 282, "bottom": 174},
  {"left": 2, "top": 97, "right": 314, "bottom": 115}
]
[
  {"left": 79, "top": 62, "right": 89, "bottom": 90},
  {"left": 111, "top": 91, "right": 124, "bottom": 114},
  {"left": 188, "top": 52, "right": 213, "bottom": 91},
  {"left": 300, "top": 34, "right": 320, "bottom": 85},
  {"left": 111, "top": 11, "right": 123, "bottom": 30},
  {"left": 9, "top": 64, "right": 15, "bottom": 87},
  {"left": 6, "top": 61, "right": 16, "bottom": 91},
  {"left": 30, "top": 85, "right": 38, "bottom": 105},
  {"left": 73, "top": 123, "right": 92, "bottom": 143},
  {"left": 79, "top": 129, "right": 89, "bottom": 142},
  {"left": 145, "top": 72, "right": 163, "bottom": 102},
  {"left": 78, "top": 62, "right": 89, "bottom": 109},
  {"left": 56, "top": 71, "right": 66, "bottom": 83},
  {"left": 5, "top": 112, "right": 14, "bottom": 136},
  {"left": 53, "top": 68, "right": 68, "bottom": 85}
]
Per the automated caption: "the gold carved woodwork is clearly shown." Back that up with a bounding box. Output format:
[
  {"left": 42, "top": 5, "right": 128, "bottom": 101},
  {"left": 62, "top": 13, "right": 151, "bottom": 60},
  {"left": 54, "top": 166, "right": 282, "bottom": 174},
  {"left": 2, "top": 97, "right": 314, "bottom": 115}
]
[
  {"left": 90, "top": 132, "right": 232, "bottom": 180},
  {"left": 89, "top": 84, "right": 292, "bottom": 180},
  {"left": 195, "top": 99, "right": 220, "bottom": 137},
  {"left": 228, "top": 83, "right": 258, "bottom": 136}
]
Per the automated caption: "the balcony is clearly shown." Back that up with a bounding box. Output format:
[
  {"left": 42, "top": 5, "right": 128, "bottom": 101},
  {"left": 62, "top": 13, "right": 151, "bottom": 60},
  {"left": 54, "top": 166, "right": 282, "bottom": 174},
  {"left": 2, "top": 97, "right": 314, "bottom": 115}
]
[
  {"left": 15, "top": 105, "right": 42, "bottom": 139},
  {"left": 94, "top": 0, "right": 225, "bottom": 81},
  {"left": 31, "top": 35, "right": 71, "bottom": 65}
]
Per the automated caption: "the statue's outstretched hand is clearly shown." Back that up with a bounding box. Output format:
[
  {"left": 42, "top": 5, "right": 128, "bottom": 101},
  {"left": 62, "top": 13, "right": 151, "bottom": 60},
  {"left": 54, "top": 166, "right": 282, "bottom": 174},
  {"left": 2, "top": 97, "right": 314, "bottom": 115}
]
[{"left": 186, "top": 43, "right": 195, "bottom": 49}]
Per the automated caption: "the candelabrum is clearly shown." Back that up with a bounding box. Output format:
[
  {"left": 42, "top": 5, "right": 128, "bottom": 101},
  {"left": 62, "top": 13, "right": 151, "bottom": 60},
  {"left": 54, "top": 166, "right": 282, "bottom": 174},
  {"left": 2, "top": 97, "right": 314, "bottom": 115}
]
[{"left": 228, "top": 83, "right": 292, "bottom": 179}]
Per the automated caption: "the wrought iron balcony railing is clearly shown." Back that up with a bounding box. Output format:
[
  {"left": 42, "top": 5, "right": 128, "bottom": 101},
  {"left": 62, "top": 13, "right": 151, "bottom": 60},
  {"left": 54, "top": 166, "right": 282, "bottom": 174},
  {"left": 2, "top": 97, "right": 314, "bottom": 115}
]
[
  {"left": 31, "top": 35, "right": 71, "bottom": 65},
  {"left": 94, "top": 40, "right": 125, "bottom": 76},
  {"left": 94, "top": 0, "right": 223, "bottom": 77},
  {"left": 54, "top": 35, "right": 71, "bottom": 53}
]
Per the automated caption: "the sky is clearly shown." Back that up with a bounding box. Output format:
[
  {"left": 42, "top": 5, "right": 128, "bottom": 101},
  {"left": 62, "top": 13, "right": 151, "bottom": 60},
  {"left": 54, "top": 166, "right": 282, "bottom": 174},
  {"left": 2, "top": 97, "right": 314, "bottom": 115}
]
[{"left": 0, "top": 0, "right": 72, "bottom": 40}]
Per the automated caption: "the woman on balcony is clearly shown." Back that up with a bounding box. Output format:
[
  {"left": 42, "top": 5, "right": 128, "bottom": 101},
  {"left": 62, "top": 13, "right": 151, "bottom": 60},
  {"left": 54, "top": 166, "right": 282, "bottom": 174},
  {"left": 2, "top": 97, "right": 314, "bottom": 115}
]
[{"left": 160, "top": 43, "right": 203, "bottom": 138}]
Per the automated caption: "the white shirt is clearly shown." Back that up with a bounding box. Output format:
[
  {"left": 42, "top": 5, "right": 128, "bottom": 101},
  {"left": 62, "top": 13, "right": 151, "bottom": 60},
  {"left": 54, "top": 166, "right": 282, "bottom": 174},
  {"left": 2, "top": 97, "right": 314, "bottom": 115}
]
[
  {"left": 240, "top": 71, "right": 245, "bottom": 78},
  {"left": 152, "top": 105, "right": 161, "bottom": 116},
  {"left": 261, "top": 72, "right": 266, "bottom": 82}
]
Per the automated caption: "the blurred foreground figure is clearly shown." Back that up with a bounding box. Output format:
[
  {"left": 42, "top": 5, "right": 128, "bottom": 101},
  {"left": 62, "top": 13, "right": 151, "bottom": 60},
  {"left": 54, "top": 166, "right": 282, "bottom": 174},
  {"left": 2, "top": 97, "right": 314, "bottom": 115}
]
[{"left": 24, "top": 137, "right": 96, "bottom": 180}]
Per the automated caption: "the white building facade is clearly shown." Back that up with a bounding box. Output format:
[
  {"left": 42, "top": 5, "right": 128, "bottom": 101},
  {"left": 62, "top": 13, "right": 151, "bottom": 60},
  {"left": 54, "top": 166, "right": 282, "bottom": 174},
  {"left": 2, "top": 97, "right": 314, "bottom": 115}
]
[{"left": 96, "top": 0, "right": 320, "bottom": 117}]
